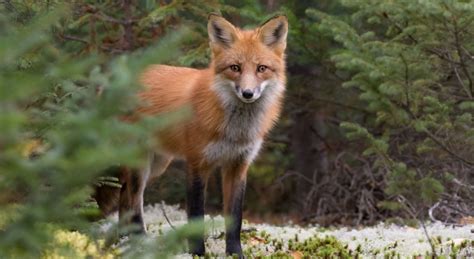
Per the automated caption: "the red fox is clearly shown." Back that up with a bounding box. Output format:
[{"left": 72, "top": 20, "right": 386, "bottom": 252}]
[{"left": 95, "top": 13, "right": 288, "bottom": 257}]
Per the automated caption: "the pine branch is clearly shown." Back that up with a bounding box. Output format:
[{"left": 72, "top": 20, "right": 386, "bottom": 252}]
[
  {"left": 122, "top": 0, "right": 134, "bottom": 50},
  {"left": 423, "top": 129, "right": 474, "bottom": 166},
  {"left": 61, "top": 34, "right": 88, "bottom": 44},
  {"left": 453, "top": 19, "right": 474, "bottom": 98}
]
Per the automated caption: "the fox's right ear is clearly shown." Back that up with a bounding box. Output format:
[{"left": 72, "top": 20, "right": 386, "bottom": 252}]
[{"left": 208, "top": 14, "right": 237, "bottom": 48}]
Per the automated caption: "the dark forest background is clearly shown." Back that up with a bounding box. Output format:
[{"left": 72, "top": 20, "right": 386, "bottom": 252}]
[{"left": 1, "top": 0, "right": 473, "bottom": 257}]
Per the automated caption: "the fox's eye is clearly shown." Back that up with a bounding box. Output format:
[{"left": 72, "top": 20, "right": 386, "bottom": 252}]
[
  {"left": 230, "top": 65, "right": 241, "bottom": 72},
  {"left": 257, "top": 65, "right": 267, "bottom": 73}
]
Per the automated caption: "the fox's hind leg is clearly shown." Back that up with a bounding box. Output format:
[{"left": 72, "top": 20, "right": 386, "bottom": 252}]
[
  {"left": 118, "top": 167, "right": 148, "bottom": 235},
  {"left": 148, "top": 152, "right": 173, "bottom": 182},
  {"left": 119, "top": 152, "right": 172, "bottom": 235}
]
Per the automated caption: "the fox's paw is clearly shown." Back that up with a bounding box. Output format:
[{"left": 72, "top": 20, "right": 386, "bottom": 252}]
[{"left": 226, "top": 243, "right": 243, "bottom": 259}]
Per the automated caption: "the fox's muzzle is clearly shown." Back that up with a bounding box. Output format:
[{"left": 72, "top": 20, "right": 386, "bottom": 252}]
[{"left": 235, "top": 86, "right": 262, "bottom": 103}]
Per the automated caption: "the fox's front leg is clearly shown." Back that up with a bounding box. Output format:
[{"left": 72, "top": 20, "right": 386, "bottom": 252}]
[
  {"left": 222, "top": 163, "right": 248, "bottom": 258},
  {"left": 186, "top": 166, "right": 209, "bottom": 256}
]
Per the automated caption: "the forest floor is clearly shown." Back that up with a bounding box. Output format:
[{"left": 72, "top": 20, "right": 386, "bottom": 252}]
[{"left": 104, "top": 203, "right": 473, "bottom": 258}]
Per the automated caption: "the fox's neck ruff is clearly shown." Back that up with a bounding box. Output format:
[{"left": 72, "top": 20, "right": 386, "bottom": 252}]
[
  {"left": 212, "top": 75, "right": 283, "bottom": 139},
  {"left": 202, "top": 75, "right": 284, "bottom": 165}
]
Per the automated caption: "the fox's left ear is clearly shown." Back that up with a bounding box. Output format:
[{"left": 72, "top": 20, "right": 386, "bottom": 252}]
[{"left": 258, "top": 15, "right": 288, "bottom": 54}]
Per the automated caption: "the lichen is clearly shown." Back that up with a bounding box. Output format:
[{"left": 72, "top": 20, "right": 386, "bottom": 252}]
[{"left": 42, "top": 230, "right": 116, "bottom": 259}]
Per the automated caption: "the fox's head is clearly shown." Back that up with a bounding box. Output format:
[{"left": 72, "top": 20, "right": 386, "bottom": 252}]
[{"left": 208, "top": 14, "right": 288, "bottom": 104}]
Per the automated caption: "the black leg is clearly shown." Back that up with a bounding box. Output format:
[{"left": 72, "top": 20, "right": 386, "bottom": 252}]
[
  {"left": 186, "top": 171, "right": 206, "bottom": 256},
  {"left": 225, "top": 181, "right": 246, "bottom": 258},
  {"left": 119, "top": 168, "right": 146, "bottom": 236},
  {"left": 222, "top": 162, "right": 249, "bottom": 259}
]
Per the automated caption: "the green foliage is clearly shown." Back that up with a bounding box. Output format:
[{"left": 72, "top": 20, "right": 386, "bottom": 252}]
[
  {"left": 242, "top": 231, "right": 352, "bottom": 258},
  {"left": 2, "top": 0, "right": 473, "bottom": 256},
  {"left": 0, "top": 1, "right": 188, "bottom": 257},
  {"left": 308, "top": 0, "right": 474, "bottom": 212},
  {"left": 289, "top": 236, "right": 352, "bottom": 258},
  {"left": 58, "top": 0, "right": 227, "bottom": 67}
]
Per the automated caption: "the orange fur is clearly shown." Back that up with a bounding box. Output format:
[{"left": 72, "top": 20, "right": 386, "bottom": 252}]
[
  {"left": 102, "top": 14, "right": 288, "bottom": 257},
  {"left": 137, "top": 16, "right": 287, "bottom": 168},
  {"left": 138, "top": 66, "right": 224, "bottom": 164}
]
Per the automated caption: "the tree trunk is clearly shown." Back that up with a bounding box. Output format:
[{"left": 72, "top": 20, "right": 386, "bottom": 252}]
[{"left": 290, "top": 110, "right": 328, "bottom": 214}]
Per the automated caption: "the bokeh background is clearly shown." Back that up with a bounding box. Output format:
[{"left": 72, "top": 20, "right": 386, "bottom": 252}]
[{"left": 1, "top": 0, "right": 473, "bottom": 257}]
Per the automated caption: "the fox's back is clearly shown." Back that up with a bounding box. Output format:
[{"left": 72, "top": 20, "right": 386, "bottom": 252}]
[
  {"left": 137, "top": 65, "right": 223, "bottom": 158},
  {"left": 138, "top": 65, "right": 207, "bottom": 115}
]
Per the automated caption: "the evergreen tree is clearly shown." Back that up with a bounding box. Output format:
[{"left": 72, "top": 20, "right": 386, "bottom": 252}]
[
  {"left": 308, "top": 0, "right": 474, "bottom": 220},
  {"left": 0, "top": 1, "right": 186, "bottom": 256}
]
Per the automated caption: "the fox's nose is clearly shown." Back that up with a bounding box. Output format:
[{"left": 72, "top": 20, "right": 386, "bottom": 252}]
[{"left": 242, "top": 90, "right": 254, "bottom": 99}]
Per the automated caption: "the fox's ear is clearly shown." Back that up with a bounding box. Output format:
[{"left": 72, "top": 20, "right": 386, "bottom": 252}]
[
  {"left": 208, "top": 14, "right": 237, "bottom": 48},
  {"left": 258, "top": 15, "right": 288, "bottom": 53}
]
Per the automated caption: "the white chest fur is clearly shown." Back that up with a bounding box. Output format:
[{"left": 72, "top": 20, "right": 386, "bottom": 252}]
[
  {"left": 203, "top": 77, "right": 282, "bottom": 165},
  {"left": 204, "top": 138, "right": 262, "bottom": 165},
  {"left": 203, "top": 102, "right": 265, "bottom": 164}
]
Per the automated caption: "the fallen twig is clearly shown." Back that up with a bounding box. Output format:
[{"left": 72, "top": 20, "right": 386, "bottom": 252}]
[
  {"left": 160, "top": 201, "right": 176, "bottom": 230},
  {"left": 428, "top": 201, "right": 442, "bottom": 224}
]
